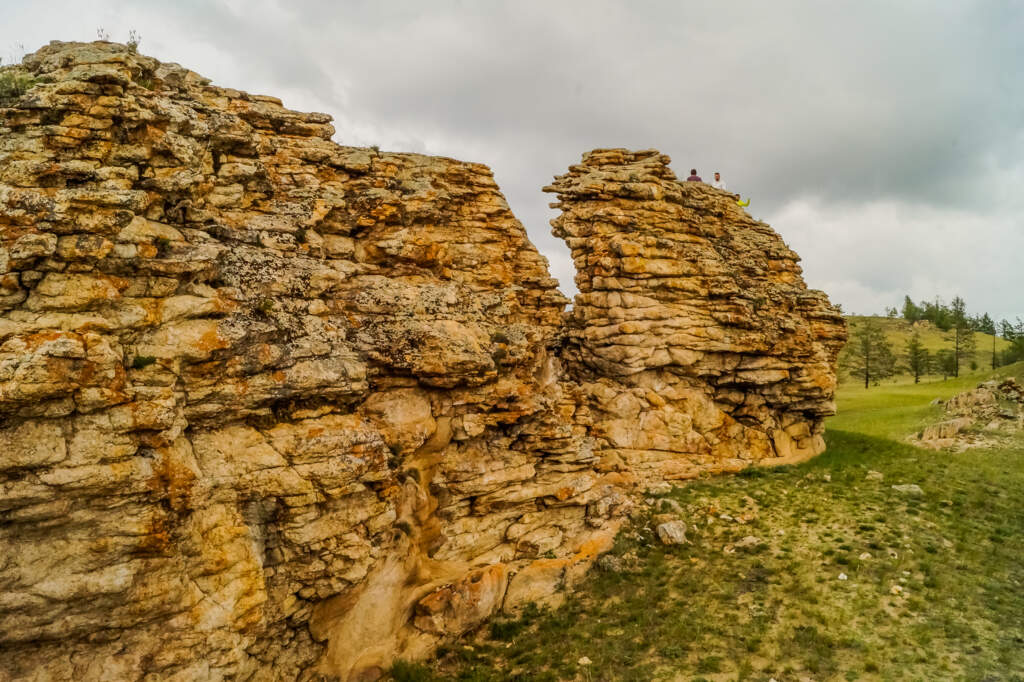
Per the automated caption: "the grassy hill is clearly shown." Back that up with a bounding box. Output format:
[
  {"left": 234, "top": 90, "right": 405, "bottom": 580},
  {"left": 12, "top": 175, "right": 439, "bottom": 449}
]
[
  {"left": 396, "top": 363, "right": 1024, "bottom": 681},
  {"left": 830, "top": 360, "right": 1024, "bottom": 442},
  {"left": 840, "top": 315, "right": 1011, "bottom": 384}
]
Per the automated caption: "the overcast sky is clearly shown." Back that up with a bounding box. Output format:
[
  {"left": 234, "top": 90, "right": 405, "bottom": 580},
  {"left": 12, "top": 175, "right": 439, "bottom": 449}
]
[{"left": 4, "top": 0, "right": 1022, "bottom": 321}]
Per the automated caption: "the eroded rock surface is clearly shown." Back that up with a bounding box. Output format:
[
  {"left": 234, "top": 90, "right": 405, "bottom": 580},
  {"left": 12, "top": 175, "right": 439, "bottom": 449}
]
[
  {"left": 547, "top": 149, "right": 846, "bottom": 482},
  {"left": 918, "top": 378, "right": 1024, "bottom": 450},
  {"left": 1, "top": 43, "right": 843, "bottom": 681}
]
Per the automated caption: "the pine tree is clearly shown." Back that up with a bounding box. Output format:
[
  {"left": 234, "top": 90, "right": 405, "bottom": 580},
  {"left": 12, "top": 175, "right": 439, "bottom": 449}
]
[
  {"left": 844, "top": 319, "right": 896, "bottom": 388},
  {"left": 901, "top": 296, "right": 922, "bottom": 322},
  {"left": 933, "top": 349, "right": 956, "bottom": 380},
  {"left": 922, "top": 298, "right": 953, "bottom": 330},
  {"left": 949, "top": 296, "right": 975, "bottom": 377},
  {"left": 905, "top": 332, "right": 929, "bottom": 384},
  {"left": 976, "top": 312, "right": 996, "bottom": 335},
  {"left": 1001, "top": 318, "right": 1024, "bottom": 364}
]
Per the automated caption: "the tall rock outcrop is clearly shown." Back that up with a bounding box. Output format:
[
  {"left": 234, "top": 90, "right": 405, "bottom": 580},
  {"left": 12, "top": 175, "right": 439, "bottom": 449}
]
[
  {"left": 547, "top": 149, "right": 846, "bottom": 481},
  {"left": 0, "top": 43, "right": 844, "bottom": 681}
]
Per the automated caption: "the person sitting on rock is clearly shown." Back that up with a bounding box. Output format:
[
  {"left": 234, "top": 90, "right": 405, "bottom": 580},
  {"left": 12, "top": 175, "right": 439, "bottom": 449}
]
[
  {"left": 710, "top": 171, "right": 726, "bottom": 189},
  {"left": 686, "top": 169, "right": 702, "bottom": 182}
]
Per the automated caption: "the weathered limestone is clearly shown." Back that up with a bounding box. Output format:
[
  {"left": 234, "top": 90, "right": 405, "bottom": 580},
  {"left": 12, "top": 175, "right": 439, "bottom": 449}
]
[
  {"left": 547, "top": 149, "right": 846, "bottom": 481},
  {"left": 0, "top": 43, "right": 843, "bottom": 681},
  {"left": 918, "top": 378, "right": 1024, "bottom": 449}
]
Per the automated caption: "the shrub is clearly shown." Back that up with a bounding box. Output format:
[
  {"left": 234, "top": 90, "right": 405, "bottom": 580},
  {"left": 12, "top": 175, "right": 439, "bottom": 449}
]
[
  {"left": 0, "top": 66, "right": 37, "bottom": 104},
  {"left": 389, "top": 660, "right": 434, "bottom": 682}
]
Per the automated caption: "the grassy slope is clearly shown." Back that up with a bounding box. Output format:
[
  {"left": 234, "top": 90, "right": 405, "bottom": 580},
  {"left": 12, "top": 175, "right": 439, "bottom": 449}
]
[
  {"left": 830, "top": 362, "right": 1024, "bottom": 440},
  {"left": 842, "top": 316, "right": 1010, "bottom": 383},
  {"left": 399, "top": 363, "right": 1024, "bottom": 682}
]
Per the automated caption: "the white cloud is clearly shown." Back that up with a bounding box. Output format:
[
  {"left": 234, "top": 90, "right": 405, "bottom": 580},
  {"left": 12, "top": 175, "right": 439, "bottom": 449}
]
[{"left": 772, "top": 198, "right": 1024, "bottom": 321}]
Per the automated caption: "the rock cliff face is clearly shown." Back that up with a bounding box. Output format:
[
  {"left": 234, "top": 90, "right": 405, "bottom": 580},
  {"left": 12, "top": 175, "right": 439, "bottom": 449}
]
[
  {"left": 547, "top": 149, "right": 847, "bottom": 481},
  {"left": 0, "top": 43, "right": 844, "bottom": 681}
]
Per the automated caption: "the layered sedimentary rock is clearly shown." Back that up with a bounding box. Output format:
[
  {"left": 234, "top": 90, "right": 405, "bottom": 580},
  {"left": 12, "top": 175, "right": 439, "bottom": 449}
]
[
  {"left": 0, "top": 42, "right": 844, "bottom": 681},
  {"left": 918, "top": 378, "right": 1024, "bottom": 450},
  {"left": 547, "top": 149, "right": 846, "bottom": 482}
]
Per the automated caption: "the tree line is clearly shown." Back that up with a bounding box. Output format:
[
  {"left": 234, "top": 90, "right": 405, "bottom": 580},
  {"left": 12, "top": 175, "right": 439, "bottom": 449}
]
[
  {"left": 892, "top": 295, "right": 997, "bottom": 335},
  {"left": 845, "top": 295, "right": 1024, "bottom": 388}
]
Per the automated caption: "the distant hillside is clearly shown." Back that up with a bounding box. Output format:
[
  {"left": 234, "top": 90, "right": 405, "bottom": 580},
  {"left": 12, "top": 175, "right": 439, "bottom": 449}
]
[{"left": 839, "top": 315, "right": 1011, "bottom": 383}]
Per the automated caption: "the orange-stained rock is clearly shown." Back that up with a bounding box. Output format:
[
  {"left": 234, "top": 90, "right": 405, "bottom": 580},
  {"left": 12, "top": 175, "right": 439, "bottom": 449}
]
[
  {"left": 0, "top": 43, "right": 843, "bottom": 682},
  {"left": 546, "top": 148, "right": 847, "bottom": 482},
  {"left": 413, "top": 564, "right": 510, "bottom": 636}
]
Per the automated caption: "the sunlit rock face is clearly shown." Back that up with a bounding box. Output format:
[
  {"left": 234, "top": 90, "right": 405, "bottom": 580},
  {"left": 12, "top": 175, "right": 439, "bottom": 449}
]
[
  {"left": 546, "top": 148, "right": 847, "bottom": 482},
  {"left": 0, "top": 43, "right": 842, "bottom": 682}
]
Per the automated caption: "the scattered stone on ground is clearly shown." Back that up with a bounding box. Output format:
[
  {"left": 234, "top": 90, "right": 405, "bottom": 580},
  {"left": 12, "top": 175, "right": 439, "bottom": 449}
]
[
  {"left": 891, "top": 484, "right": 924, "bottom": 495},
  {"left": 866, "top": 470, "right": 885, "bottom": 481},
  {"left": 653, "top": 498, "right": 684, "bottom": 515},
  {"left": 597, "top": 555, "right": 626, "bottom": 573},
  {"left": 656, "top": 521, "right": 689, "bottom": 546},
  {"left": 645, "top": 482, "right": 673, "bottom": 495}
]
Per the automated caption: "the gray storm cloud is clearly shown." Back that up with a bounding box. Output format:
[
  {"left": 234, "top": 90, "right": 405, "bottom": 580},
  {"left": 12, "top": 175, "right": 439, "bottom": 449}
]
[{"left": 4, "top": 0, "right": 1021, "bottom": 319}]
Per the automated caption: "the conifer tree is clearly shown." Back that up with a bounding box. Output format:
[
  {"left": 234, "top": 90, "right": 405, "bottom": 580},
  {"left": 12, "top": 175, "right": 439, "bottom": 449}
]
[
  {"left": 901, "top": 296, "right": 922, "bottom": 322},
  {"left": 844, "top": 319, "right": 896, "bottom": 388},
  {"left": 933, "top": 349, "right": 956, "bottom": 380},
  {"left": 949, "top": 296, "right": 975, "bottom": 377},
  {"left": 905, "top": 332, "right": 929, "bottom": 384},
  {"left": 976, "top": 312, "right": 996, "bottom": 335}
]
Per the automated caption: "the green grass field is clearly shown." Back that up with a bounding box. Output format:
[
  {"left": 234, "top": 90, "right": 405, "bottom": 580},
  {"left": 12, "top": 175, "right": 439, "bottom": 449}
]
[
  {"left": 829, "top": 362, "right": 1024, "bottom": 441},
  {"left": 393, "top": 363, "right": 1024, "bottom": 681}
]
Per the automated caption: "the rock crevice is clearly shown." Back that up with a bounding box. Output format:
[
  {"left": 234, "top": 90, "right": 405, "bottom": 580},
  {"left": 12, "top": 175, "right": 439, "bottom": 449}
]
[{"left": 0, "top": 43, "right": 845, "bottom": 681}]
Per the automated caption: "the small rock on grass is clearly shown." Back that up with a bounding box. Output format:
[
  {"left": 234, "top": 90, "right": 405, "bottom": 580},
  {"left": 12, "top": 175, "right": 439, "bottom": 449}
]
[
  {"left": 644, "top": 481, "right": 672, "bottom": 495},
  {"left": 723, "top": 536, "right": 763, "bottom": 554},
  {"left": 866, "top": 470, "right": 884, "bottom": 481},
  {"left": 891, "top": 483, "right": 923, "bottom": 495},
  {"left": 653, "top": 498, "right": 683, "bottom": 515},
  {"left": 656, "top": 520, "right": 688, "bottom": 545}
]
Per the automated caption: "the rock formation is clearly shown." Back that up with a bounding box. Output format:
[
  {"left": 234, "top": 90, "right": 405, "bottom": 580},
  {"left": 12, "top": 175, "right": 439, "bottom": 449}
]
[
  {"left": 547, "top": 149, "right": 846, "bottom": 481},
  {"left": 0, "top": 42, "right": 844, "bottom": 681},
  {"left": 918, "top": 378, "right": 1024, "bottom": 450}
]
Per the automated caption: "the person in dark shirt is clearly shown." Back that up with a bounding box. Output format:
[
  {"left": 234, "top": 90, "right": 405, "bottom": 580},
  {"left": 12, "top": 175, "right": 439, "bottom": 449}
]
[{"left": 686, "top": 169, "right": 702, "bottom": 182}]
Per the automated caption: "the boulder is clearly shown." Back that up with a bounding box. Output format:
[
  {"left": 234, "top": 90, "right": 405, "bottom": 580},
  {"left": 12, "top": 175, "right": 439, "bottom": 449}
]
[{"left": 656, "top": 520, "right": 689, "bottom": 545}]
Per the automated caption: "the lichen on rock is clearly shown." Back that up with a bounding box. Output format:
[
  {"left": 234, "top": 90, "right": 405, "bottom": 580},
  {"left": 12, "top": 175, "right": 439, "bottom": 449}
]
[
  {"left": 547, "top": 148, "right": 846, "bottom": 481},
  {"left": 0, "top": 42, "right": 844, "bottom": 681}
]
